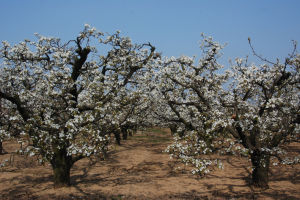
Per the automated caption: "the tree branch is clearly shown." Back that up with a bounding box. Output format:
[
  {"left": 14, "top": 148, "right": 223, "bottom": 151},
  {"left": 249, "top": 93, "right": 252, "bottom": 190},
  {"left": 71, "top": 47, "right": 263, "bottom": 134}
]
[{"left": 0, "top": 91, "right": 29, "bottom": 121}]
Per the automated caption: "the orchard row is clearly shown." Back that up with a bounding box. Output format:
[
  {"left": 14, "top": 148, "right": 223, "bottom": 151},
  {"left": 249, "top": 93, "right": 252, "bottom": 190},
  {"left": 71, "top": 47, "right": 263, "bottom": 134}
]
[{"left": 0, "top": 25, "right": 299, "bottom": 188}]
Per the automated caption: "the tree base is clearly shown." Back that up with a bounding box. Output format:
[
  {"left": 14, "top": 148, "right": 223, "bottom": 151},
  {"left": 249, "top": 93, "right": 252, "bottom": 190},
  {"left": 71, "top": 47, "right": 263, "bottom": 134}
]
[
  {"left": 251, "top": 180, "right": 269, "bottom": 190},
  {"left": 251, "top": 152, "right": 270, "bottom": 189},
  {"left": 53, "top": 182, "right": 71, "bottom": 188}
]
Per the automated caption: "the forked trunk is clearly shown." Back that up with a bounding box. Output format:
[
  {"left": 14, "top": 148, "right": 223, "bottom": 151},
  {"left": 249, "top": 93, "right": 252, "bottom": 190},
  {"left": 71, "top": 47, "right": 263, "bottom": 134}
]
[
  {"left": 250, "top": 150, "right": 270, "bottom": 189},
  {"left": 50, "top": 148, "right": 73, "bottom": 187}
]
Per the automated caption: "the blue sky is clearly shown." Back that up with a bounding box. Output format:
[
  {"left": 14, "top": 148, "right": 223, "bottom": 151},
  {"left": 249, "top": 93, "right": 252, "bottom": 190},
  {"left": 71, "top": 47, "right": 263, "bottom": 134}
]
[{"left": 1, "top": 0, "right": 300, "bottom": 65}]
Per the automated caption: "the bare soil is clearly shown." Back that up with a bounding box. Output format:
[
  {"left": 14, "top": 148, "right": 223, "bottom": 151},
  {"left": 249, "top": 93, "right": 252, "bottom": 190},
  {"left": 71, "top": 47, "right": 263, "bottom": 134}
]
[{"left": 0, "top": 128, "right": 299, "bottom": 200}]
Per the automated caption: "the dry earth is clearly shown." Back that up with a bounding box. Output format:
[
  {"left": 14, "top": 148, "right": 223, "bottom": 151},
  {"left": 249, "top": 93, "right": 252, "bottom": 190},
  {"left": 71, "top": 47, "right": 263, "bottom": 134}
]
[{"left": 0, "top": 128, "right": 299, "bottom": 200}]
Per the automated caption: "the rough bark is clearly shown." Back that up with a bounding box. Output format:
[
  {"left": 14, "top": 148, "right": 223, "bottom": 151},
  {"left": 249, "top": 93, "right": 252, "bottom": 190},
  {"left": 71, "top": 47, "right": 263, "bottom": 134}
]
[
  {"left": 50, "top": 148, "right": 74, "bottom": 187},
  {"left": 250, "top": 150, "right": 270, "bottom": 189}
]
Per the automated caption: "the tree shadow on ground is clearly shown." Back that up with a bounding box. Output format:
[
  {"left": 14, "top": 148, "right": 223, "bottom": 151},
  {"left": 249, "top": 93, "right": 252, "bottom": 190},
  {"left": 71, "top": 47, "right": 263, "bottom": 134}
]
[
  {"left": 221, "top": 155, "right": 300, "bottom": 200},
  {"left": 1, "top": 130, "right": 299, "bottom": 200}
]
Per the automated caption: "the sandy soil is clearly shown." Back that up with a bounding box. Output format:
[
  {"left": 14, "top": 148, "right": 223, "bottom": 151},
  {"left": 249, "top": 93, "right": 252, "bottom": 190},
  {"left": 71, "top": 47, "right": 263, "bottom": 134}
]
[{"left": 0, "top": 128, "right": 299, "bottom": 200}]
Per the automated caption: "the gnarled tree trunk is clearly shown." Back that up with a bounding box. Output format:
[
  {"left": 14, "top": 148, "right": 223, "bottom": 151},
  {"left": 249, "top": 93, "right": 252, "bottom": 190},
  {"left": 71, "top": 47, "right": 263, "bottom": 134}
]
[
  {"left": 50, "top": 148, "right": 74, "bottom": 187},
  {"left": 250, "top": 150, "right": 270, "bottom": 189}
]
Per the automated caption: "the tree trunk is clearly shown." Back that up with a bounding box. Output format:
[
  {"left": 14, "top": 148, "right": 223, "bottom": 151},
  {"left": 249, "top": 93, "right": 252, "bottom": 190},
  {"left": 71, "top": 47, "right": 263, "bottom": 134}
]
[
  {"left": 169, "top": 124, "right": 184, "bottom": 137},
  {"left": 130, "top": 126, "right": 137, "bottom": 136},
  {"left": 50, "top": 148, "right": 73, "bottom": 187},
  {"left": 122, "top": 131, "right": 127, "bottom": 140},
  {"left": 250, "top": 150, "right": 270, "bottom": 189},
  {"left": 169, "top": 124, "right": 177, "bottom": 136},
  {"left": 0, "top": 140, "right": 3, "bottom": 154},
  {"left": 114, "top": 132, "right": 121, "bottom": 145},
  {"left": 121, "top": 127, "right": 128, "bottom": 140},
  {"left": 128, "top": 129, "right": 133, "bottom": 136}
]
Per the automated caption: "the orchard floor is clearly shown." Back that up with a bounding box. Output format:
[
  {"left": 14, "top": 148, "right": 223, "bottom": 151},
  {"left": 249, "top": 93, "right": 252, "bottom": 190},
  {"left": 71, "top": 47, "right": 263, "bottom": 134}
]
[{"left": 0, "top": 128, "right": 299, "bottom": 200}]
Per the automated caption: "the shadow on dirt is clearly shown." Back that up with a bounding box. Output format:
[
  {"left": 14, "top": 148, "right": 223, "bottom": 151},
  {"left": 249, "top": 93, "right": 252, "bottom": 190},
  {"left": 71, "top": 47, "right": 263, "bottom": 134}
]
[{"left": 1, "top": 129, "right": 300, "bottom": 199}]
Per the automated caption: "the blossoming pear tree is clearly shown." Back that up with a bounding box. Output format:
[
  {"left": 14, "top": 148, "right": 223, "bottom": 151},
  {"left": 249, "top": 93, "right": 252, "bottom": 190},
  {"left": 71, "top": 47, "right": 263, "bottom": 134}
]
[
  {"left": 223, "top": 39, "right": 300, "bottom": 188},
  {"left": 157, "top": 36, "right": 300, "bottom": 188},
  {"left": 157, "top": 35, "right": 229, "bottom": 174},
  {"left": 0, "top": 24, "right": 156, "bottom": 187}
]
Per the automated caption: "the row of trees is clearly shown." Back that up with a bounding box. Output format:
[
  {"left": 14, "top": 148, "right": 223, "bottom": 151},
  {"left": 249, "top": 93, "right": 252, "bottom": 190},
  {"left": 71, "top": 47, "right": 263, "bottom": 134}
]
[{"left": 0, "top": 26, "right": 299, "bottom": 188}]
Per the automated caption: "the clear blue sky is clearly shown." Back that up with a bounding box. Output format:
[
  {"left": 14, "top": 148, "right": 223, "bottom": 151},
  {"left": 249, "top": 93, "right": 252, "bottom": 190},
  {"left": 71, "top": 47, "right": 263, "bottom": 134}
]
[{"left": 1, "top": 0, "right": 300, "bottom": 64}]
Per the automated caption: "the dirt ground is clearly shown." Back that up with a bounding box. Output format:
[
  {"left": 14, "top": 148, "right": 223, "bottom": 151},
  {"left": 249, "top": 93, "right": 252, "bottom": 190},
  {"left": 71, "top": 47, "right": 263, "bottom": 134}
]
[{"left": 0, "top": 128, "right": 299, "bottom": 200}]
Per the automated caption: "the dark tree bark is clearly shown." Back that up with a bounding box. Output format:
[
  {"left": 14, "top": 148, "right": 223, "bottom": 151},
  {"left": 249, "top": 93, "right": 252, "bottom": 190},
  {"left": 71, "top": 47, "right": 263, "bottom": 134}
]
[
  {"left": 122, "top": 128, "right": 128, "bottom": 140},
  {"left": 228, "top": 123, "right": 272, "bottom": 189},
  {"left": 169, "top": 124, "right": 185, "bottom": 137},
  {"left": 128, "top": 129, "right": 133, "bottom": 137},
  {"left": 250, "top": 150, "right": 270, "bottom": 189},
  {"left": 114, "top": 132, "right": 121, "bottom": 145},
  {"left": 50, "top": 148, "right": 74, "bottom": 187},
  {"left": 0, "top": 141, "right": 3, "bottom": 155},
  {"left": 169, "top": 124, "right": 177, "bottom": 136}
]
